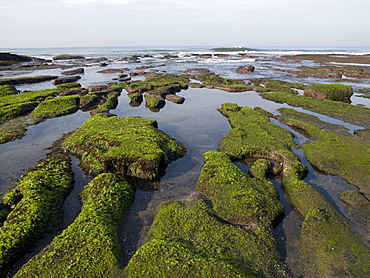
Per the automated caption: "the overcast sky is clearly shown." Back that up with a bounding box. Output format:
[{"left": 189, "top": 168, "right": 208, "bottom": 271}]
[{"left": 1, "top": 0, "right": 369, "bottom": 48}]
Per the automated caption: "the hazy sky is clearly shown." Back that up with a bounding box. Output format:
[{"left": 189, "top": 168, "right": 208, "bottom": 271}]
[{"left": 1, "top": 0, "right": 369, "bottom": 48}]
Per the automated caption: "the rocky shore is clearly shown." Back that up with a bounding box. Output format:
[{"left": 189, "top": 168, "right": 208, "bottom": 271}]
[{"left": 0, "top": 50, "right": 370, "bottom": 277}]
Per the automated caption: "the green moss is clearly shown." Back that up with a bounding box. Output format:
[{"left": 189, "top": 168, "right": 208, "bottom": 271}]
[
  {"left": 0, "top": 89, "right": 63, "bottom": 124},
  {"left": 0, "top": 85, "right": 17, "bottom": 97},
  {"left": 15, "top": 173, "right": 134, "bottom": 278},
  {"left": 95, "top": 92, "right": 119, "bottom": 111},
  {"left": 277, "top": 115, "right": 370, "bottom": 198},
  {"left": 196, "top": 151, "right": 283, "bottom": 226},
  {"left": 305, "top": 84, "right": 353, "bottom": 101},
  {"left": 124, "top": 238, "right": 251, "bottom": 278},
  {"left": 218, "top": 103, "right": 297, "bottom": 161},
  {"left": 124, "top": 73, "right": 189, "bottom": 94},
  {"left": 0, "top": 118, "right": 29, "bottom": 144},
  {"left": 252, "top": 78, "right": 306, "bottom": 93},
  {"left": 30, "top": 95, "right": 80, "bottom": 121},
  {"left": 55, "top": 82, "right": 81, "bottom": 89},
  {"left": 217, "top": 103, "right": 370, "bottom": 277},
  {"left": 0, "top": 145, "right": 74, "bottom": 277},
  {"left": 300, "top": 207, "right": 370, "bottom": 277},
  {"left": 125, "top": 199, "right": 286, "bottom": 277},
  {"left": 262, "top": 91, "right": 370, "bottom": 127},
  {"left": 62, "top": 115, "right": 186, "bottom": 181},
  {"left": 194, "top": 73, "right": 265, "bottom": 92}
]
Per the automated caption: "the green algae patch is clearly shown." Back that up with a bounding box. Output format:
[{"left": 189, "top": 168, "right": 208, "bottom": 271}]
[
  {"left": 262, "top": 91, "right": 370, "bottom": 127},
  {"left": 123, "top": 73, "right": 189, "bottom": 95},
  {"left": 0, "top": 144, "right": 74, "bottom": 277},
  {"left": 278, "top": 107, "right": 352, "bottom": 136},
  {"left": 194, "top": 73, "right": 267, "bottom": 92},
  {"left": 277, "top": 115, "right": 370, "bottom": 198},
  {"left": 300, "top": 208, "right": 370, "bottom": 278},
  {"left": 218, "top": 103, "right": 297, "bottom": 161},
  {"left": 55, "top": 82, "right": 81, "bottom": 89},
  {"left": 251, "top": 78, "right": 306, "bottom": 93},
  {"left": 0, "top": 88, "right": 63, "bottom": 124},
  {"left": 15, "top": 173, "right": 134, "bottom": 278},
  {"left": 94, "top": 92, "right": 119, "bottom": 112},
  {"left": 0, "top": 118, "right": 29, "bottom": 144},
  {"left": 304, "top": 84, "right": 353, "bottom": 101},
  {"left": 0, "top": 85, "right": 17, "bottom": 97},
  {"left": 125, "top": 199, "right": 286, "bottom": 277},
  {"left": 196, "top": 151, "right": 283, "bottom": 226},
  {"left": 217, "top": 103, "right": 370, "bottom": 276},
  {"left": 30, "top": 95, "right": 80, "bottom": 121},
  {"left": 62, "top": 114, "right": 186, "bottom": 182},
  {"left": 124, "top": 238, "right": 252, "bottom": 278}
]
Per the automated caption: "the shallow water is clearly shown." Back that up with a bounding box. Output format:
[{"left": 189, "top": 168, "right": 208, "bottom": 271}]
[{"left": 1, "top": 46, "right": 370, "bottom": 277}]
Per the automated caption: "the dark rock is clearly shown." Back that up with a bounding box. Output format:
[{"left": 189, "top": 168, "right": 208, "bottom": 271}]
[
  {"left": 119, "top": 77, "right": 131, "bottom": 82},
  {"left": 183, "top": 68, "right": 211, "bottom": 74},
  {"left": 97, "top": 68, "right": 125, "bottom": 74},
  {"left": 0, "top": 53, "right": 33, "bottom": 63},
  {"left": 52, "top": 76, "right": 81, "bottom": 85},
  {"left": 59, "top": 88, "right": 87, "bottom": 96},
  {"left": 0, "top": 75, "right": 58, "bottom": 85},
  {"left": 61, "top": 68, "right": 84, "bottom": 75},
  {"left": 269, "top": 161, "right": 283, "bottom": 175},
  {"left": 90, "top": 110, "right": 116, "bottom": 117},
  {"left": 165, "top": 94, "right": 185, "bottom": 104},
  {"left": 304, "top": 84, "right": 353, "bottom": 101},
  {"left": 99, "top": 63, "right": 108, "bottom": 67},
  {"left": 235, "top": 65, "right": 255, "bottom": 73},
  {"left": 86, "top": 85, "right": 108, "bottom": 93},
  {"left": 53, "top": 54, "right": 85, "bottom": 60}
]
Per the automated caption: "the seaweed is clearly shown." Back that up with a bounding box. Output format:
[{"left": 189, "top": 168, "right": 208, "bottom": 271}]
[
  {"left": 14, "top": 173, "right": 134, "bottom": 278},
  {"left": 196, "top": 151, "right": 283, "bottom": 226},
  {"left": 0, "top": 144, "right": 74, "bottom": 277},
  {"left": 262, "top": 91, "right": 370, "bottom": 127},
  {"left": 62, "top": 114, "right": 186, "bottom": 182},
  {"left": 30, "top": 95, "right": 80, "bottom": 121},
  {"left": 217, "top": 103, "right": 370, "bottom": 277},
  {"left": 125, "top": 199, "right": 286, "bottom": 277}
]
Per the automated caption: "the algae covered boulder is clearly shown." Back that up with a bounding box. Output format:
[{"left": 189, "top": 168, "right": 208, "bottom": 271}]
[
  {"left": 197, "top": 151, "right": 283, "bottom": 226},
  {"left": 0, "top": 144, "right": 74, "bottom": 277},
  {"left": 218, "top": 103, "right": 297, "bottom": 162},
  {"left": 124, "top": 199, "right": 287, "bottom": 277},
  {"left": 304, "top": 84, "right": 353, "bottom": 101},
  {"left": 15, "top": 173, "right": 134, "bottom": 278},
  {"left": 62, "top": 114, "right": 186, "bottom": 182}
]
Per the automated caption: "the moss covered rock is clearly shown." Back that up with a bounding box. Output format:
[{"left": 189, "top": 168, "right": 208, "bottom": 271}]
[
  {"left": 217, "top": 103, "right": 370, "bottom": 277},
  {"left": 277, "top": 115, "right": 370, "bottom": 199},
  {"left": 304, "top": 84, "right": 353, "bottom": 101},
  {"left": 62, "top": 114, "right": 186, "bottom": 182},
  {"left": 218, "top": 103, "right": 298, "bottom": 162},
  {"left": 262, "top": 91, "right": 370, "bottom": 127},
  {"left": 15, "top": 173, "right": 134, "bottom": 278},
  {"left": 0, "top": 88, "right": 63, "bottom": 124},
  {"left": 0, "top": 143, "right": 74, "bottom": 277},
  {"left": 0, "top": 85, "right": 17, "bottom": 97},
  {"left": 251, "top": 78, "right": 306, "bottom": 94},
  {"left": 197, "top": 151, "right": 283, "bottom": 226},
  {"left": 125, "top": 199, "right": 286, "bottom": 277},
  {"left": 30, "top": 95, "right": 80, "bottom": 121}
]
